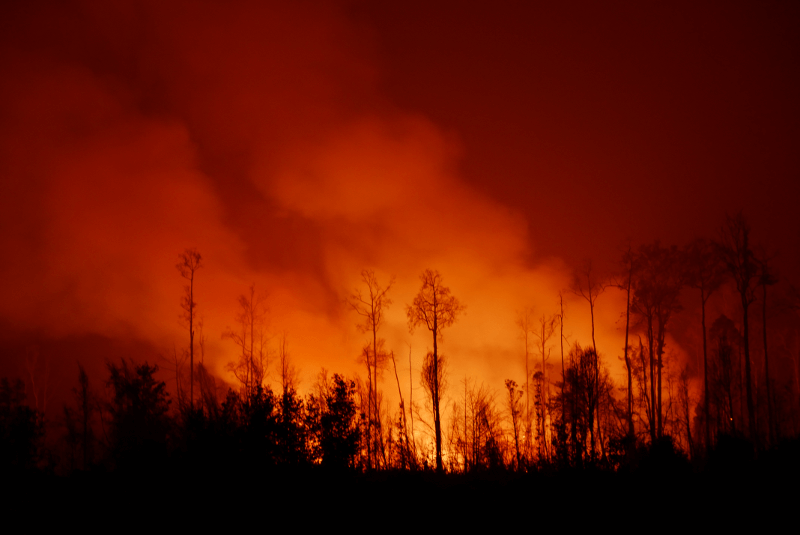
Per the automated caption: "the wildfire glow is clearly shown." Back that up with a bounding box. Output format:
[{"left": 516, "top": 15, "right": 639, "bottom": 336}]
[{"left": 0, "top": 1, "right": 798, "bottom": 467}]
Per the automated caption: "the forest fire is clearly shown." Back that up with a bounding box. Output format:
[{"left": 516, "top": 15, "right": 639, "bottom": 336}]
[{"left": 1, "top": 0, "right": 799, "bottom": 483}]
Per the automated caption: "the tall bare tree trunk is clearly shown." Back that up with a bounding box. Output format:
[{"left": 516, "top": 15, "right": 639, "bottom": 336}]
[
  {"left": 762, "top": 281, "right": 775, "bottom": 444},
  {"left": 432, "top": 312, "right": 442, "bottom": 472},
  {"left": 409, "top": 345, "right": 416, "bottom": 462},
  {"left": 742, "top": 295, "right": 756, "bottom": 442},
  {"left": 701, "top": 286, "right": 711, "bottom": 454},
  {"left": 623, "top": 265, "right": 634, "bottom": 439},
  {"left": 560, "top": 295, "right": 566, "bottom": 426}
]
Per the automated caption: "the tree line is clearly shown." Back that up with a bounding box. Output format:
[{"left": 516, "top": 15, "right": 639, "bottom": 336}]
[{"left": 2, "top": 211, "right": 800, "bottom": 476}]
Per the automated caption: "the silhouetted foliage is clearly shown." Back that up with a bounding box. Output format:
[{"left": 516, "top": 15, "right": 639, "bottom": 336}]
[
  {"left": 707, "top": 433, "right": 756, "bottom": 475},
  {"left": 307, "top": 374, "right": 360, "bottom": 468},
  {"left": 551, "top": 345, "right": 601, "bottom": 467},
  {"left": 637, "top": 435, "right": 691, "bottom": 475},
  {"left": 6, "top": 212, "right": 800, "bottom": 487},
  {"left": 105, "top": 360, "right": 172, "bottom": 470},
  {"left": 276, "top": 387, "right": 307, "bottom": 465},
  {"left": 505, "top": 379, "right": 524, "bottom": 470},
  {"left": 0, "top": 378, "right": 43, "bottom": 472},
  {"left": 62, "top": 364, "right": 96, "bottom": 471}
]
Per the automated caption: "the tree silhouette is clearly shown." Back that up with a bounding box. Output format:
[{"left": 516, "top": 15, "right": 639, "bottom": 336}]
[
  {"left": 278, "top": 332, "right": 299, "bottom": 394},
  {"left": 630, "top": 242, "right": 684, "bottom": 441},
  {"left": 533, "top": 312, "right": 557, "bottom": 460},
  {"left": 685, "top": 238, "right": 725, "bottom": 453},
  {"left": 276, "top": 386, "right": 307, "bottom": 465},
  {"left": 233, "top": 384, "right": 279, "bottom": 469},
  {"left": 570, "top": 259, "right": 606, "bottom": 454},
  {"left": 388, "top": 347, "right": 414, "bottom": 469},
  {"left": 307, "top": 374, "right": 360, "bottom": 468},
  {"left": 420, "top": 350, "right": 447, "bottom": 468},
  {"left": 73, "top": 364, "right": 95, "bottom": 470},
  {"left": 406, "top": 269, "right": 465, "bottom": 472},
  {"left": 224, "top": 283, "right": 269, "bottom": 398},
  {"left": 177, "top": 248, "right": 202, "bottom": 410},
  {"left": 615, "top": 246, "right": 636, "bottom": 442},
  {"left": 718, "top": 212, "right": 757, "bottom": 442},
  {"left": 515, "top": 307, "right": 535, "bottom": 463},
  {"left": 348, "top": 269, "right": 394, "bottom": 469},
  {"left": 708, "top": 315, "right": 742, "bottom": 437},
  {"left": 456, "top": 378, "right": 503, "bottom": 472},
  {"left": 757, "top": 252, "right": 778, "bottom": 445},
  {"left": 505, "top": 379, "right": 523, "bottom": 470},
  {"left": 105, "top": 360, "right": 171, "bottom": 469},
  {"left": 552, "top": 345, "right": 600, "bottom": 467},
  {"left": 0, "top": 378, "right": 43, "bottom": 472}
]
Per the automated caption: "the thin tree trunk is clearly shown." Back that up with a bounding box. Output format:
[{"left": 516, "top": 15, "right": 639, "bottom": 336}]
[
  {"left": 190, "top": 271, "right": 194, "bottom": 410},
  {"left": 762, "top": 282, "right": 775, "bottom": 444},
  {"left": 390, "top": 351, "right": 410, "bottom": 468},
  {"left": 408, "top": 345, "right": 416, "bottom": 461},
  {"left": 648, "top": 319, "right": 657, "bottom": 442},
  {"left": 742, "top": 297, "right": 756, "bottom": 443},
  {"left": 560, "top": 295, "right": 565, "bottom": 426},
  {"left": 624, "top": 270, "right": 634, "bottom": 438},
  {"left": 700, "top": 286, "right": 711, "bottom": 455},
  {"left": 433, "top": 311, "right": 442, "bottom": 472},
  {"left": 657, "top": 321, "right": 665, "bottom": 438}
]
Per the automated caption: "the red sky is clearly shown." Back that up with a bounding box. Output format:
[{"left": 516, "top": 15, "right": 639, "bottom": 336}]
[
  {"left": 1, "top": 0, "right": 798, "bottom": 410},
  {"left": 359, "top": 1, "right": 800, "bottom": 267}
]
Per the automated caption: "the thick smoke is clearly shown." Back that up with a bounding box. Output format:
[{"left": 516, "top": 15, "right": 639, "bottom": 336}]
[{"left": 0, "top": 0, "right": 630, "bottom": 398}]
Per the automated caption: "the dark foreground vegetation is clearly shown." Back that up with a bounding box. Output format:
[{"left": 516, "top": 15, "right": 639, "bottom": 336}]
[{"left": 2, "top": 357, "right": 799, "bottom": 518}]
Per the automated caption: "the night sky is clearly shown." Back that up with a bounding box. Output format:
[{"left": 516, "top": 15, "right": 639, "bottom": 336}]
[{"left": 1, "top": 0, "right": 798, "bottom": 409}]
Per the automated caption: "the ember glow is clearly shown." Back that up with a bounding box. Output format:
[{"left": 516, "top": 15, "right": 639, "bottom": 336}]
[{"left": 1, "top": 0, "right": 798, "bottom": 457}]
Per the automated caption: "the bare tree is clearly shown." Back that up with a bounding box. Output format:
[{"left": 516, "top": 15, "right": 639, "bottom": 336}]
[
  {"left": 420, "top": 350, "right": 448, "bottom": 470},
  {"left": 278, "top": 332, "right": 298, "bottom": 394},
  {"left": 559, "top": 293, "right": 566, "bottom": 402},
  {"left": 685, "top": 238, "right": 725, "bottom": 453},
  {"left": 709, "top": 315, "right": 742, "bottom": 436},
  {"left": 74, "top": 364, "right": 95, "bottom": 470},
  {"left": 757, "top": 251, "right": 778, "bottom": 444},
  {"left": 177, "top": 248, "right": 202, "bottom": 410},
  {"left": 348, "top": 269, "right": 394, "bottom": 470},
  {"left": 533, "top": 312, "right": 557, "bottom": 460},
  {"left": 556, "top": 292, "right": 569, "bottom": 460},
  {"left": 224, "top": 284, "right": 269, "bottom": 397},
  {"left": 407, "top": 344, "right": 417, "bottom": 462},
  {"left": 389, "top": 349, "right": 415, "bottom": 469},
  {"left": 630, "top": 242, "right": 684, "bottom": 441},
  {"left": 166, "top": 345, "right": 188, "bottom": 408},
  {"left": 615, "top": 246, "right": 636, "bottom": 440},
  {"left": 571, "top": 259, "right": 606, "bottom": 355},
  {"left": 23, "top": 345, "right": 52, "bottom": 416},
  {"left": 515, "top": 307, "right": 534, "bottom": 462},
  {"left": 455, "top": 377, "right": 503, "bottom": 472},
  {"left": 407, "top": 269, "right": 465, "bottom": 472},
  {"left": 718, "top": 212, "right": 758, "bottom": 442},
  {"left": 678, "top": 365, "right": 694, "bottom": 458},
  {"left": 505, "top": 379, "right": 523, "bottom": 470},
  {"left": 571, "top": 259, "right": 606, "bottom": 453}
]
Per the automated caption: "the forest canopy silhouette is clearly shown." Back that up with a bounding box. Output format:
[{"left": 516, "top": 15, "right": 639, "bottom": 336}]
[{"left": 1, "top": 0, "right": 799, "bottom": 499}]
